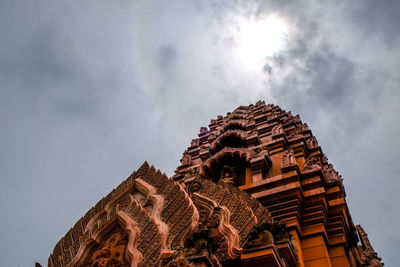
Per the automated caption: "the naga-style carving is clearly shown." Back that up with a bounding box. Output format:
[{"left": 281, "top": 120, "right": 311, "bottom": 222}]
[
  {"left": 49, "top": 163, "right": 199, "bottom": 267},
  {"left": 189, "top": 193, "right": 241, "bottom": 261},
  {"left": 352, "top": 225, "right": 384, "bottom": 267},
  {"left": 51, "top": 102, "right": 379, "bottom": 267},
  {"left": 187, "top": 176, "right": 272, "bottom": 252}
]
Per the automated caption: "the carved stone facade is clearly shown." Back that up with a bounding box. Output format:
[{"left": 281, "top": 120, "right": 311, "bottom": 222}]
[{"left": 49, "top": 102, "right": 382, "bottom": 267}]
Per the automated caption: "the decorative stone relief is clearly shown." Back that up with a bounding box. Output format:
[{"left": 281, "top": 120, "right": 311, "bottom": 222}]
[
  {"left": 220, "top": 166, "right": 237, "bottom": 186},
  {"left": 323, "top": 164, "right": 342, "bottom": 183},
  {"left": 299, "top": 123, "right": 309, "bottom": 131},
  {"left": 303, "top": 155, "right": 322, "bottom": 170},
  {"left": 281, "top": 149, "right": 296, "bottom": 168},
  {"left": 355, "top": 225, "right": 384, "bottom": 267},
  {"left": 85, "top": 230, "right": 129, "bottom": 267},
  {"left": 200, "top": 127, "right": 208, "bottom": 134},
  {"left": 181, "top": 153, "right": 192, "bottom": 166},
  {"left": 271, "top": 124, "right": 284, "bottom": 136},
  {"left": 306, "top": 136, "right": 318, "bottom": 149}
]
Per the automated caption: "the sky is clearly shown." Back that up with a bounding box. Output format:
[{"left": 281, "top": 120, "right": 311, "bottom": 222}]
[{"left": 0, "top": 0, "right": 399, "bottom": 266}]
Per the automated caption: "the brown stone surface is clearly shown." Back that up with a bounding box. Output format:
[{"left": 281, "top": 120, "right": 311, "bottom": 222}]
[{"left": 49, "top": 101, "right": 382, "bottom": 267}]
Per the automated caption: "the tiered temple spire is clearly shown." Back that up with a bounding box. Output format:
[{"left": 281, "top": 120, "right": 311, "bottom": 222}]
[{"left": 49, "top": 101, "right": 382, "bottom": 267}]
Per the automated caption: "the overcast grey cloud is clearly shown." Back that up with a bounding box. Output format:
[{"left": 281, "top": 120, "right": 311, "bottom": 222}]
[{"left": 0, "top": 0, "right": 399, "bottom": 266}]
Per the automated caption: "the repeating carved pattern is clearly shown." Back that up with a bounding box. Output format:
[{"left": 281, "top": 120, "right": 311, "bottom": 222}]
[
  {"left": 49, "top": 163, "right": 198, "bottom": 267},
  {"left": 187, "top": 176, "right": 272, "bottom": 250},
  {"left": 51, "top": 102, "right": 371, "bottom": 267}
]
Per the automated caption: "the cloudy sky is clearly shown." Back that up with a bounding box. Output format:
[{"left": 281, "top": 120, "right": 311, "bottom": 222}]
[{"left": 1, "top": 0, "right": 399, "bottom": 266}]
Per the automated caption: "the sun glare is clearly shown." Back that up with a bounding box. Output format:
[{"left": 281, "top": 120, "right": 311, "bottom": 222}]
[{"left": 236, "top": 15, "right": 288, "bottom": 71}]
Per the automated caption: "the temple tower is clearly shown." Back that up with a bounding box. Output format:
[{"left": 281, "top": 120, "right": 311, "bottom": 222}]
[
  {"left": 49, "top": 101, "right": 382, "bottom": 267},
  {"left": 172, "top": 101, "right": 382, "bottom": 267}
]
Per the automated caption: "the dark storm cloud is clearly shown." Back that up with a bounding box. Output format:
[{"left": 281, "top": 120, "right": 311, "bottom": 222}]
[
  {"left": 270, "top": 47, "right": 355, "bottom": 103},
  {"left": 349, "top": 0, "right": 400, "bottom": 45},
  {"left": 0, "top": 25, "right": 100, "bottom": 118}
]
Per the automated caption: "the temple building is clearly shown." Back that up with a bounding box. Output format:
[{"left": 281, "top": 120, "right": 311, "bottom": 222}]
[{"left": 49, "top": 101, "right": 383, "bottom": 267}]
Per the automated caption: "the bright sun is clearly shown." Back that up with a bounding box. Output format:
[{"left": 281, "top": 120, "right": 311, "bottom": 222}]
[{"left": 236, "top": 14, "right": 288, "bottom": 71}]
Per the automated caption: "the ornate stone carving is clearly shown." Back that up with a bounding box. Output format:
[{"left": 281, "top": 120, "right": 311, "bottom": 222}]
[
  {"left": 207, "top": 133, "right": 216, "bottom": 141},
  {"left": 287, "top": 128, "right": 301, "bottom": 139},
  {"left": 199, "top": 144, "right": 211, "bottom": 161},
  {"left": 281, "top": 149, "right": 296, "bottom": 168},
  {"left": 51, "top": 102, "right": 379, "bottom": 267},
  {"left": 298, "top": 123, "right": 308, "bottom": 131},
  {"left": 181, "top": 153, "right": 192, "bottom": 166},
  {"left": 270, "top": 221, "right": 291, "bottom": 243},
  {"left": 85, "top": 231, "right": 129, "bottom": 267},
  {"left": 303, "top": 155, "right": 322, "bottom": 170},
  {"left": 321, "top": 154, "right": 328, "bottom": 164},
  {"left": 165, "top": 254, "right": 192, "bottom": 267},
  {"left": 222, "top": 119, "right": 247, "bottom": 132},
  {"left": 251, "top": 145, "right": 268, "bottom": 158},
  {"left": 200, "top": 127, "right": 208, "bottom": 134},
  {"left": 209, "top": 129, "right": 247, "bottom": 154},
  {"left": 355, "top": 225, "right": 384, "bottom": 267},
  {"left": 323, "top": 164, "right": 342, "bottom": 183},
  {"left": 187, "top": 193, "right": 241, "bottom": 262},
  {"left": 244, "top": 224, "right": 275, "bottom": 249},
  {"left": 184, "top": 229, "right": 215, "bottom": 258},
  {"left": 190, "top": 139, "right": 200, "bottom": 147},
  {"left": 244, "top": 221, "right": 291, "bottom": 250},
  {"left": 256, "top": 100, "right": 265, "bottom": 107},
  {"left": 306, "top": 136, "right": 318, "bottom": 149},
  {"left": 293, "top": 114, "right": 301, "bottom": 124},
  {"left": 271, "top": 124, "right": 284, "bottom": 136},
  {"left": 220, "top": 166, "right": 237, "bottom": 186}
]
